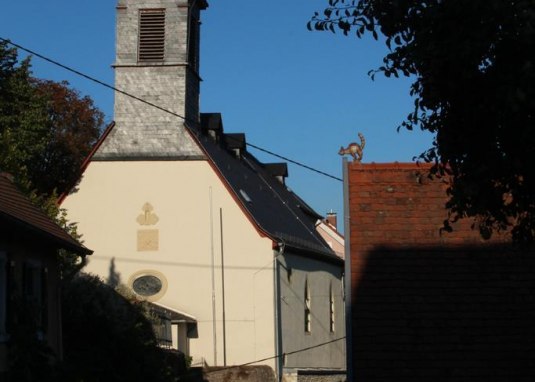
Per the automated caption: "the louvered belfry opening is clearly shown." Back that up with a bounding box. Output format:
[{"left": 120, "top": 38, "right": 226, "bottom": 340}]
[{"left": 138, "top": 9, "right": 166, "bottom": 62}]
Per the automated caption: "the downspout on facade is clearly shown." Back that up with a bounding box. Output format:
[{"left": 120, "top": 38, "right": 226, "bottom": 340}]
[
  {"left": 274, "top": 241, "right": 285, "bottom": 382},
  {"left": 343, "top": 158, "right": 353, "bottom": 381}
]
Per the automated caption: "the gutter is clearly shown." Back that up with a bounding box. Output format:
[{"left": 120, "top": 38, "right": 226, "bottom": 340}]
[
  {"left": 342, "top": 158, "right": 353, "bottom": 381},
  {"left": 273, "top": 242, "right": 285, "bottom": 382}
]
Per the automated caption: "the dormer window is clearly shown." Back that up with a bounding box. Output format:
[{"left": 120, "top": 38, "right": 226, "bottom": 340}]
[{"left": 138, "top": 9, "right": 166, "bottom": 62}]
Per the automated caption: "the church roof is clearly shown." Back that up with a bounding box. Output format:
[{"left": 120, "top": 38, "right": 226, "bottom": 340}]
[
  {"left": 192, "top": 113, "right": 341, "bottom": 263},
  {"left": 63, "top": 115, "right": 340, "bottom": 264}
]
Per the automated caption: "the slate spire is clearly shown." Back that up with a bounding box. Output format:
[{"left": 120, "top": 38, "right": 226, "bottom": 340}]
[{"left": 94, "top": 0, "right": 208, "bottom": 160}]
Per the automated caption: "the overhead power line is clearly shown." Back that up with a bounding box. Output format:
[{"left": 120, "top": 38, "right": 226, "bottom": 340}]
[
  {"left": 247, "top": 142, "right": 343, "bottom": 182},
  {"left": 0, "top": 37, "right": 189, "bottom": 122},
  {"left": 0, "top": 37, "right": 343, "bottom": 183},
  {"left": 199, "top": 336, "right": 346, "bottom": 375}
]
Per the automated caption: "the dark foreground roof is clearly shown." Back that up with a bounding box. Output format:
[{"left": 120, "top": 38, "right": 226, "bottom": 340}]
[
  {"left": 0, "top": 173, "right": 92, "bottom": 255},
  {"left": 192, "top": 114, "right": 341, "bottom": 264}
]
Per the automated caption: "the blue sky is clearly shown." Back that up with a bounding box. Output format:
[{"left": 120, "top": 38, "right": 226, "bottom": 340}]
[{"left": 1, "top": 1, "right": 433, "bottom": 230}]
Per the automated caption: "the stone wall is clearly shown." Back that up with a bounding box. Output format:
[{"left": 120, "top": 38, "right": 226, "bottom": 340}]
[
  {"left": 297, "top": 374, "right": 346, "bottom": 382},
  {"left": 204, "top": 366, "right": 275, "bottom": 382}
]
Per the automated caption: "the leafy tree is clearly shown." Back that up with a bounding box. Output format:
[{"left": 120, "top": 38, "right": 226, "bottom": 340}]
[
  {"left": 0, "top": 41, "right": 102, "bottom": 273},
  {"left": 0, "top": 41, "right": 103, "bottom": 198},
  {"left": 310, "top": 0, "right": 535, "bottom": 242},
  {"left": 0, "top": 41, "right": 49, "bottom": 189},
  {"left": 31, "top": 79, "right": 103, "bottom": 196},
  {"left": 1, "top": 41, "right": 102, "bottom": 379}
]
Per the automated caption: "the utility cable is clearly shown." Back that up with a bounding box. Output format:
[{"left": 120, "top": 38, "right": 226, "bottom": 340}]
[
  {"left": 202, "top": 336, "right": 346, "bottom": 374},
  {"left": 0, "top": 37, "right": 342, "bottom": 182},
  {"left": 247, "top": 142, "right": 342, "bottom": 182},
  {"left": 0, "top": 37, "right": 190, "bottom": 123}
]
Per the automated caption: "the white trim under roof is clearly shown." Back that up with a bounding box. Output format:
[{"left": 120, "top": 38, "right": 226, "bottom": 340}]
[
  {"left": 315, "top": 220, "right": 344, "bottom": 246},
  {"left": 149, "top": 301, "right": 197, "bottom": 323}
]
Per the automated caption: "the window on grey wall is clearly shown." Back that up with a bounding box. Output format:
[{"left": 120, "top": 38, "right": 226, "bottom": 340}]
[
  {"left": 138, "top": 9, "right": 166, "bottom": 62},
  {"left": 305, "top": 279, "right": 311, "bottom": 333},
  {"left": 329, "top": 282, "right": 335, "bottom": 333}
]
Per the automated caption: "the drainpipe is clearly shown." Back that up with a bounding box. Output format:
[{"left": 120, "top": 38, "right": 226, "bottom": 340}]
[
  {"left": 209, "top": 187, "right": 217, "bottom": 365},
  {"left": 274, "top": 241, "right": 285, "bottom": 382},
  {"left": 220, "top": 208, "right": 227, "bottom": 366},
  {"left": 343, "top": 158, "right": 353, "bottom": 381}
]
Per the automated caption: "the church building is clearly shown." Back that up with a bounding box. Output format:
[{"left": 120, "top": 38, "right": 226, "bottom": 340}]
[{"left": 61, "top": 1, "right": 345, "bottom": 380}]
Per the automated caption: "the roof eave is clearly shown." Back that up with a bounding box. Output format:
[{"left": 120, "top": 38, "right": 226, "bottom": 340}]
[
  {"left": 59, "top": 121, "right": 116, "bottom": 205},
  {"left": 0, "top": 211, "right": 92, "bottom": 256},
  {"left": 281, "top": 241, "right": 344, "bottom": 266}
]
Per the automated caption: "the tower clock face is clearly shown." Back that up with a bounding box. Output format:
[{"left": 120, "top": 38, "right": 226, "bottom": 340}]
[{"left": 132, "top": 275, "right": 163, "bottom": 296}]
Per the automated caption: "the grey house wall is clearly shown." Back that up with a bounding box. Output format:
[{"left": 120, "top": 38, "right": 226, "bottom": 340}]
[{"left": 278, "top": 252, "right": 346, "bottom": 374}]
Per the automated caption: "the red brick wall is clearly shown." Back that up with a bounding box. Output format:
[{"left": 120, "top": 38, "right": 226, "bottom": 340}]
[
  {"left": 348, "top": 163, "right": 506, "bottom": 250},
  {"left": 346, "top": 162, "right": 535, "bottom": 381}
]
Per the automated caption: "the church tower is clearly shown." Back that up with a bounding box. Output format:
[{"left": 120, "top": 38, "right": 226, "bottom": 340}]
[{"left": 94, "top": 0, "right": 208, "bottom": 160}]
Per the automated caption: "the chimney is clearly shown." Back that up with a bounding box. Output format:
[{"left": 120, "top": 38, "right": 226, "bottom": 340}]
[{"left": 325, "top": 210, "right": 337, "bottom": 230}]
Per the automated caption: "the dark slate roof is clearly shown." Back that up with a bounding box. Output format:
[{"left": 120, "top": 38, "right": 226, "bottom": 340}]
[
  {"left": 0, "top": 173, "right": 92, "bottom": 255},
  {"left": 263, "top": 163, "right": 288, "bottom": 179},
  {"left": 192, "top": 115, "right": 341, "bottom": 264}
]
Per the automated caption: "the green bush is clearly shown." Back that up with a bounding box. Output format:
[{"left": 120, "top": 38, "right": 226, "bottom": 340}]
[{"left": 59, "top": 273, "right": 186, "bottom": 382}]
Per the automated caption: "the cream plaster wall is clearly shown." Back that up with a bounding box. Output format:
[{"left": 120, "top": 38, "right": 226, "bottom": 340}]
[
  {"left": 62, "top": 160, "right": 276, "bottom": 367},
  {"left": 316, "top": 222, "right": 345, "bottom": 259}
]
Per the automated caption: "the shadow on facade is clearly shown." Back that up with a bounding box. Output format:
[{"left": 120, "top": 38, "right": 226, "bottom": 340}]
[{"left": 351, "top": 244, "right": 535, "bottom": 381}]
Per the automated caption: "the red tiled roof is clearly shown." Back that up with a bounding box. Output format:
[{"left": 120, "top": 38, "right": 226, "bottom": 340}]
[{"left": 0, "top": 173, "right": 92, "bottom": 255}]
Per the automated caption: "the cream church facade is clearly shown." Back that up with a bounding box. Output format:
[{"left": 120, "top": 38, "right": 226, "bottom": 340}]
[{"left": 62, "top": 0, "right": 345, "bottom": 380}]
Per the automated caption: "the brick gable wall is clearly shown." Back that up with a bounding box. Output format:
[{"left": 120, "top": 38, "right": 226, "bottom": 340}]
[{"left": 347, "top": 162, "right": 535, "bottom": 381}]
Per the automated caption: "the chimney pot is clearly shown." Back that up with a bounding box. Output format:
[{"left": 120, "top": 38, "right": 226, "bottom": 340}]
[{"left": 325, "top": 211, "right": 337, "bottom": 230}]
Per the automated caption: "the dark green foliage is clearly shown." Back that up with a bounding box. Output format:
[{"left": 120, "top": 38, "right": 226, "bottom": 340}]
[
  {"left": 0, "top": 41, "right": 103, "bottom": 198},
  {"left": 0, "top": 41, "right": 99, "bottom": 272},
  {"left": 0, "top": 41, "right": 48, "bottom": 189},
  {"left": 60, "top": 274, "right": 187, "bottom": 382},
  {"left": 310, "top": 0, "right": 535, "bottom": 242}
]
